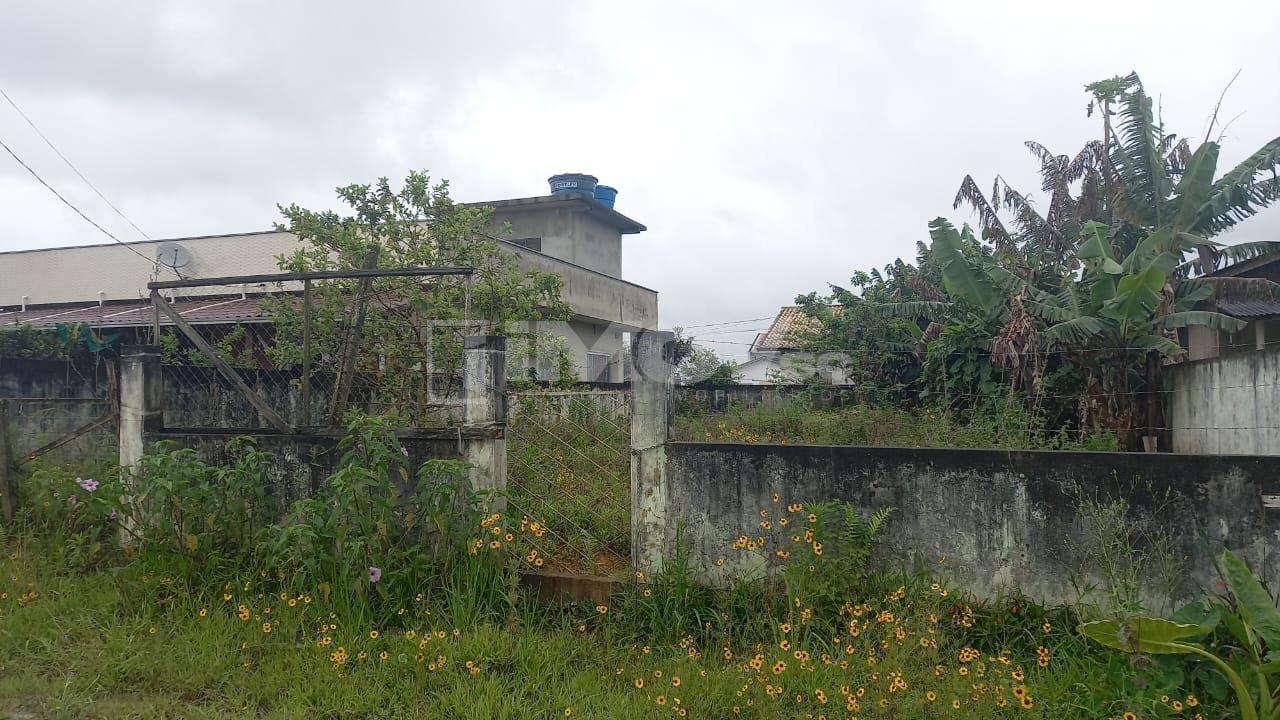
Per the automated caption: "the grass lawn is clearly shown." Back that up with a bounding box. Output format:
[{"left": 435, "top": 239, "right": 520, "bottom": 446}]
[{"left": 0, "top": 541, "right": 1190, "bottom": 720}]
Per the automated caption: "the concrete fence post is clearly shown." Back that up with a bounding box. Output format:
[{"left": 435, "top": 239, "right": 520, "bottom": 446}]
[
  {"left": 463, "top": 336, "right": 507, "bottom": 510},
  {"left": 630, "top": 330, "right": 675, "bottom": 577},
  {"left": 118, "top": 344, "right": 162, "bottom": 544},
  {"left": 0, "top": 400, "right": 16, "bottom": 529}
]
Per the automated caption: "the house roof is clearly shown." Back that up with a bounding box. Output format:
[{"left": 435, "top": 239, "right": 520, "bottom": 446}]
[
  {"left": 0, "top": 295, "right": 277, "bottom": 329},
  {"left": 1214, "top": 300, "right": 1280, "bottom": 318},
  {"left": 466, "top": 192, "right": 646, "bottom": 234},
  {"left": 1202, "top": 276, "right": 1280, "bottom": 319},
  {"left": 750, "top": 305, "right": 841, "bottom": 353}
]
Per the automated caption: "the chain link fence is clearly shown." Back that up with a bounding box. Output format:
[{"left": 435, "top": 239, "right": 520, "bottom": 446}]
[
  {"left": 149, "top": 266, "right": 476, "bottom": 431},
  {"left": 506, "top": 389, "right": 632, "bottom": 576}
]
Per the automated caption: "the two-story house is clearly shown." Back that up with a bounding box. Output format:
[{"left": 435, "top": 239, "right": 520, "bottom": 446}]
[{"left": 0, "top": 181, "right": 657, "bottom": 382}]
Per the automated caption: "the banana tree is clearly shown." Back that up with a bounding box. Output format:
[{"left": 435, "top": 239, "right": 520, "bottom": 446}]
[
  {"left": 1091, "top": 72, "right": 1280, "bottom": 274},
  {"left": 878, "top": 218, "right": 1050, "bottom": 402},
  {"left": 1033, "top": 221, "right": 1247, "bottom": 440},
  {"left": 1080, "top": 550, "right": 1280, "bottom": 720}
]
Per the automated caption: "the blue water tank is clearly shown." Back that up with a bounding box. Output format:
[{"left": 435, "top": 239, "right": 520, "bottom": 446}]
[
  {"left": 548, "top": 173, "right": 597, "bottom": 196},
  {"left": 594, "top": 185, "right": 617, "bottom": 208}
]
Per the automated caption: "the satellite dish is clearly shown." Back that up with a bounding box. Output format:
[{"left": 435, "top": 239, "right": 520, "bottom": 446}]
[{"left": 155, "top": 242, "right": 193, "bottom": 269}]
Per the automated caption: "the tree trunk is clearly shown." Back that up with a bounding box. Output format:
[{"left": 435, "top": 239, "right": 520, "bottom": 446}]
[{"left": 1144, "top": 351, "right": 1163, "bottom": 452}]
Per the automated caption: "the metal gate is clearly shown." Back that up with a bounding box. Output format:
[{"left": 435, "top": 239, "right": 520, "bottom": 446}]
[{"left": 505, "top": 389, "right": 631, "bottom": 576}]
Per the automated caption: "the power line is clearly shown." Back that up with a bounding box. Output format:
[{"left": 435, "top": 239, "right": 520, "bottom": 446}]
[
  {"left": 0, "top": 135, "right": 156, "bottom": 268},
  {"left": 693, "top": 326, "right": 770, "bottom": 337},
  {"left": 680, "top": 316, "right": 775, "bottom": 329},
  {"left": 0, "top": 86, "right": 152, "bottom": 241}
]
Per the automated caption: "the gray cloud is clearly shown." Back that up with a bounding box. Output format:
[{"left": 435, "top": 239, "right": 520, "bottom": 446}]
[{"left": 2, "top": 0, "right": 1278, "bottom": 358}]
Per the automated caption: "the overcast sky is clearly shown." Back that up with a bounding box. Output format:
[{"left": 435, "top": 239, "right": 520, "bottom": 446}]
[{"left": 2, "top": 1, "right": 1279, "bottom": 358}]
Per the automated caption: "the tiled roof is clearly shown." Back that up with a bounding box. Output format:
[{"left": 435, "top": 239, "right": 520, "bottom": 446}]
[
  {"left": 0, "top": 296, "right": 277, "bottom": 329},
  {"left": 750, "top": 305, "right": 840, "bottom": 353}
]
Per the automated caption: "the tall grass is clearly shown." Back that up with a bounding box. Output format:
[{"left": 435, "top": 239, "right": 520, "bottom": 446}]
[
  {"left": 673, "top": 399, "right": 1119, "bottom": 450},
  {"left": 506, "top": 395, "right": 632, "bottom": 576}
]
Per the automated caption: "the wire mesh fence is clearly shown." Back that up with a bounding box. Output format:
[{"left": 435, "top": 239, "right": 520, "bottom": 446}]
[
  {"left": 506, "top": 389, "right": 632, "bottom": 576},
  {"left": 148, "top": 265, "right": 477, "bottom": 431}
]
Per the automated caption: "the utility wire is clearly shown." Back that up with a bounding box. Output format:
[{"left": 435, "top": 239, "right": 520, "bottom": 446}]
[
  {"left": 0, "top": 86, "right": 153, "bottom": 241},
  {"left": 0, "top": 136, "right": 157, "bottom": 268},
  {"left": 680, "top": 316, "right": 775, "bottom": 329}
]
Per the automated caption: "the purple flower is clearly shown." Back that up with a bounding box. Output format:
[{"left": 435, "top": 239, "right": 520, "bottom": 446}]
[
  {"left": 401, "top": 446, "right": 410, "bottom": 457},
  {"left": 77, "top": 477, "right": 99, "bottom": 492},
  {"left": 367, "top": 565, "right": 382, "bottom": 583},
  {"left": 68, "top": 494, "right": 78, "bottom": 505},
  {"left": 108, "top": 508, "right": 118, "bottom": 520}
]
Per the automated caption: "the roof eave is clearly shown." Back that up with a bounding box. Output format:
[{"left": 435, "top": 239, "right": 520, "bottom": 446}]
[{"left": 464, "top": 193, "right": 646, "bottom": 234}]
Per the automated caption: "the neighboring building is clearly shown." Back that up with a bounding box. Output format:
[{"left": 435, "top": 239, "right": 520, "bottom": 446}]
[
  {"left": 738, "top": 305, "right": 847, "bottom": 385},
  {"left": 0, "top": 187, "right": 657, "bottom": 382},
  {"left": 1185, "top": 254, "right": 1280, "bottom": 361}
]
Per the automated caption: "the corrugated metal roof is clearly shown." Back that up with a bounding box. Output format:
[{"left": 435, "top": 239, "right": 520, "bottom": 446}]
[
  {"left": 1215, "top": 300, "right": 1280, "bottom": 319},
  {"left": 750, "top": 305, "right": 840, "bottom": 353},
  {"left": 0, "top": 296, "right": 277, "bottom": 329}
]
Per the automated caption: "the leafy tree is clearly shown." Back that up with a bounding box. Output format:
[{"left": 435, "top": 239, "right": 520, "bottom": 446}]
[
  {"left": 676, "top": 344, "right": 740, "bottom": 386},
  {"left": 0, "top": 325, "right": 67, "bottom": 359},
  {"left": 798, "top": 72, "right": 1280, "bottom": 447},
  {"left": 265, "top": 171, "right": 573, "bottom": 421}
]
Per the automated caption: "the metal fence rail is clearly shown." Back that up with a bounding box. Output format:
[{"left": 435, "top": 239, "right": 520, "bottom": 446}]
[{"left": 506, "top": 389, "right": 632, "bottom": 576}]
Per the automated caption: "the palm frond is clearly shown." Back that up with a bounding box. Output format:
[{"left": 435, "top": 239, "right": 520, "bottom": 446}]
[
  {"left": 1131, "top": 333, "right": 1185, "bottom": 357},
  {"left": 1026, "top": 141, "right": 1075, "bottom": 231},
  {"left": 1197, "top": 135, "right": 1280, "bottom": 233},
  {"left": 1170, "top": 142, "right": 1220, "bottom": 234},
  {"left": 953, "top": 175, "right": 1011, "bottom": 248},
  {"left": 872, "top": 301, "right": 953, "bottom": 320},
  {"left": 929, "top": 217, "right": 1001, "bottom": 310},
  {"left": 1174, "top": 278, "right": 1213, "bottom": 305},
  {"left": 1181, "top": 240, "right": 1280, "bottom": 276},
  {"left": 1041, "top": 316, "right": 1108, "bottom": 346},
  {"left": 1000, "top": 184, "right": 1063, "bottom": 254},
  {"left": 1161, "top": 310, "right": 1246, "bottom": 333},
  {"left": 1110, "top": 75, "right": 1172, "bottom": 227},
  {"left": 1025, "top": 299, "right": 1073, "bottom": 323},
  {"left": 1067, "top": 140, "right": 1107, "bottom": 183}
]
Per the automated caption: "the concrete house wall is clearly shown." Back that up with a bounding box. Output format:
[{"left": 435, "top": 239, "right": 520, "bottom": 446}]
[
  {"left": 489, "top": 204, "right": 623, "bottom": 278},
  {"left": 0, "top": 195, "right": 655, "bottom": 383},
  {"left": 1170, "top": 343, "right": 1280, "bottom": 454}
]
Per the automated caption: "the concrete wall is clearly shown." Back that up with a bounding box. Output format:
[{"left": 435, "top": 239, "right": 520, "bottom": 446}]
[
  {"left": 665, "top": 442, "right": 1280, "bottom": 607},
  {"left": 489, "top": 205, "right": 623, "bottom": 278},
  {"left": 0, "top": 357, "right": 116, "bottom": 463},
  {"left": 505, "top": 244, "right": 657, "bottom": 330},
  {"left": 1170, "top": 344, "right": 1280, "bottom": 454}
]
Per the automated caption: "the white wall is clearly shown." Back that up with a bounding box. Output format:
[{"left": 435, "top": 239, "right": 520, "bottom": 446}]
[{"left": 1170, "top": 345, "right": 1280, "bottom": 454}]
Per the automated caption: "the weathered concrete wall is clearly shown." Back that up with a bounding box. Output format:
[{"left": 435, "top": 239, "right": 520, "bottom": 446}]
[
  {"left": 489, "top": 205, "right": 623, "bottom": 278},
  {"left": 0, "top": 357, "right": 116, "bottom": 462},
  {"left": 666, "top": 442, "right": 1280, "bottom": 608},
  {"left": 1170, "top": 346, "right": 1280, "bottom": 454}
]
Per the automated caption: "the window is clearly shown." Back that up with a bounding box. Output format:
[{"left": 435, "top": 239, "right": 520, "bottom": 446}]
[
  {"left": 508, "top": 237, "right": 542, "bottom": 252},
  {"left": 587, "top": 352, "right": 612, "bottom": 383}
]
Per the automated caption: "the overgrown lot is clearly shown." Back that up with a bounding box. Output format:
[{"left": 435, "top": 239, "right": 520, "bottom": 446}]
[
  {"left": 672, "top": 400, "right": 1118, "bottom": 451},
  {"left": 0, "top": 417, "right": 1240, "bottom": 719}
]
